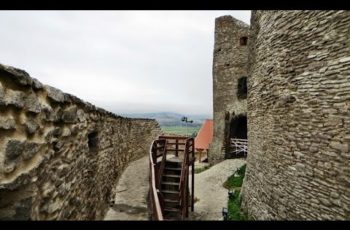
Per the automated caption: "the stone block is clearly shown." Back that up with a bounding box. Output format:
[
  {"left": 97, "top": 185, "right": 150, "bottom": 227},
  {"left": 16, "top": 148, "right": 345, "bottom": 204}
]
[
  {"left": 330, "top": 198, "right": 342, "bottom": 207},
  {"left": 24, "top": 93, "right": 41, "bottom": 113},
  {"left": 39, "top": 203, "right": 49, "bottom": 214},
  {"left": 47, "top": 200, "right": 61, "bottom": 214},
  {"left": 0, "top": 117, "right": 16, "bottom": 130},
  {"left": 293, "top": 151, "right": 304, "bottom": 159},
  {"left": 42, "top": 182, "right": 55, "bottom": 198},
  {"left": 3, "top": 161, "right": 16, "bottom": 174},
  {"left": 23, "top": 142, "right": 41, "bottom": 160},
  {"left": 32, "top": 78, "right": 43, "bottom": 90},
  {"left": 77, "top": 109, "right": 86, "bottom": 122},
  {"left": 297, "top": 142, "right": 309, "bottom": 151},
  {"left": 5, "top": 140, "right": 24, "bottom": 160},
  {"left": 322, "top": 151, "right": 338, "bottom": 157},
  {"left": 319, "top": 197, "right": 331, "bottom": 206},
  {"left": 5, "top": 90, "right": 25, "bottom": 108},
  {"left": 344, "top": 135, "right": 350, "bottom": 141},
  {"left": 329, "top": 141, "right": 348, "bottom": 152},
  {"left": 53, "top": 141, "right": 64, "bottom": 152},
  {"left": 42, "top": 107, "right": 60, "bottom": 122},
  {"left": 24, "top": 119, "right": 39, "bottom": 134},
  {"left": 45, "top": 127, "right": 62, "bottom": 141},
  {"left": 45, "top": 85, "right": 65, "bottom": 103},
  {"left": 62, "top": 106, "right": 78, "bottom": 123},
  {"left": 0, "top": 82, "right": 4, "bottom": 105},
  {"left": 339, "top": 57, "right": 350, "bottom": 63},
  {"left": 0, "top": 64, "right": 33, "bottom": 86},
  {"left": 57, "top": 165, "right": 69, "bottom": 178},
  {"left": 309, "top": 146, "right": 319, "bottom": 153},
  {"left": 330, "top": 191, "right": 340, "bottom": 199},
  {"left": 61, "top": 127, "right": 71, "bottom": 137}
]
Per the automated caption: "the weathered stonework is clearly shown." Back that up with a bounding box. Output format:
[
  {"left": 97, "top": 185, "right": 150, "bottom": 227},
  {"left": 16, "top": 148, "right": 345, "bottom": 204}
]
[
  {"left": 0, "top": 63, "right": 161, "bottom": 220},
  {"left": 240, "top": 11, "right": 350, "bottom": 220},
  {"left": 209, "top": 16, "right": 249, "bottom": 163}
]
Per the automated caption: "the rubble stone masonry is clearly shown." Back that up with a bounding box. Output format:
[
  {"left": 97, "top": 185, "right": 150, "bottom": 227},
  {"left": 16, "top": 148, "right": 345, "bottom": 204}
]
[
  {"left": 241, "top": 10, "right": 350, "bottom": 220},
  {"left": 0, "top": 63, "right": 161, "bottom": 220}
]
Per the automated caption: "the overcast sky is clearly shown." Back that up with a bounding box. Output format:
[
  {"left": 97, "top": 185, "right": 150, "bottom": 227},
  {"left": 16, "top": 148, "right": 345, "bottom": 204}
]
[{"left": 0, "top": 11, "right": 251, "bottom": 116}]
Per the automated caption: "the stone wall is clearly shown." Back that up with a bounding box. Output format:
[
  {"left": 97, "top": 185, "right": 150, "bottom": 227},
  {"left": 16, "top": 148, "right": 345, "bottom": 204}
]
[
  {"left": 209, "top": 16, "right": 249, "bottom": 163},
  {"left": 0, "top": 63, "right": 161, "bottom": 220},
  {"left": 241, "top": 10, "right": 350, "bottom": 220}
]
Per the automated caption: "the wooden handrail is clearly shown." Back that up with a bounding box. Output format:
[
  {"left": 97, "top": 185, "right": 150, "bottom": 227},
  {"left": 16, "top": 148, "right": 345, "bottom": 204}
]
[
  {"left": 191, "top": 138, "right": 195, "bottom": 213},
  {"left": 178, "top": 138, "right": 194, "bottom": 219},
  {"left": 149, "top": 140, "right": 164, "bottom": 220},
  {"left": 158, "top": 140, "right": 167, "bottom": 189},
  {"left": 159, "top": 135, "right": 189, "bottom": 140}
]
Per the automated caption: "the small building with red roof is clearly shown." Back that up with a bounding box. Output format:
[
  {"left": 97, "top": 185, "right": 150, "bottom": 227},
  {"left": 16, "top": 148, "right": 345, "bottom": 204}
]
[{"left": 194, "top": 119, "right": 213, "bottom": 162}]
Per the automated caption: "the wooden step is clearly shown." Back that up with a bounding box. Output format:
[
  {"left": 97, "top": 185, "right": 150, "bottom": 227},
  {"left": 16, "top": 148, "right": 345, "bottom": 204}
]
[
  {"left": 164, "top": 213, "right": 181, "bottom": 220},
  {"left": 163, "top": 174, "right": 180, "bottom": 178},
  {"left": 165, "top": 167, "right": 182, "bottom": 171},
  {"left": 162, "top": 175, "right": 180, "bottom": 183},
  {"left": 161, "top": 181, "right": 179, "bottom": 186},
  {"left": 166, "top": 157, "right": 182, "bottom": 163},
  {"left": 164, "top": 207, "right": 180, "bottom": 212},
  {"left": 161, "top": 190, "right": 179, "bottom": 194},
  {"left": 164, "top": 218, "right": 179, "bottom": 221},
  {"left": 164, "top": 199, "right": 179, "bottom": 203}
]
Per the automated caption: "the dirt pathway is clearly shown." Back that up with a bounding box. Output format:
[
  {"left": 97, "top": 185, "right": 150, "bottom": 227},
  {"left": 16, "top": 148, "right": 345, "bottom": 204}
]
[
  {"left": 104, "top": 156, "right": 149, "bottom": 220},
  {"left": 191, "top": 159, "right": 246, "bottom": 220},
  {"left": 103, "top": 155, "right": 245, "bottom": 221}
]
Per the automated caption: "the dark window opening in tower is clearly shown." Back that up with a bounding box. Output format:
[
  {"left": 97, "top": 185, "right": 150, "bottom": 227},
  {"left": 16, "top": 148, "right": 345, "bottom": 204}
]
[
  {"left": 237, "top": 77, "right": 247, "bottom": 99},
  {"left": 240, "top": 36, "right": 248, "bottom": 46}
]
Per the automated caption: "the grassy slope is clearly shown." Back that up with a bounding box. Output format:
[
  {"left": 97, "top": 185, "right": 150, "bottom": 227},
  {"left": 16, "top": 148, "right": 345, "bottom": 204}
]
[
  {"left": 161, "top": 126, "right": 200, "bottom": 136},
  {"left": 223, "top": 164, "right": 248, "bottom": 220}
]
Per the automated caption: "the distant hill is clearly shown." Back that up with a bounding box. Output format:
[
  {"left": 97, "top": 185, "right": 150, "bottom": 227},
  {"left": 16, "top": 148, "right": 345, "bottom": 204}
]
[{"left": 122, "top": 112, "right": 211, "bottom": 127}]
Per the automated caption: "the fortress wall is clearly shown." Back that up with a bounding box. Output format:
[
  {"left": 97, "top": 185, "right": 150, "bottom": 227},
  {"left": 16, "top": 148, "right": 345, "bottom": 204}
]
[
  {"left": 241, "top": 10, "right": 350, "bottom": 220},
  {"left": 0, "top": 63, "right": 161, "bottom": 220}
]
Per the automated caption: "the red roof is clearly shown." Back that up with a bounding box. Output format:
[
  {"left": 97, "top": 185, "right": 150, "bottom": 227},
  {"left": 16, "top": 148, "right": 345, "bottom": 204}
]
[{"left": 195, "top": 119, "right": 213, "bottom": 151}]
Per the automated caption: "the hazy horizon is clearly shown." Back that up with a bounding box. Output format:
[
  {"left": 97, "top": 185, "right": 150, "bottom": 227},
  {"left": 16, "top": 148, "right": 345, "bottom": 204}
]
[
  {"left": 121, "top": 111, "right": 212, "bottom": 117},
  {"left": 0, "top": 11, "right": 251, "bottom": 115}
]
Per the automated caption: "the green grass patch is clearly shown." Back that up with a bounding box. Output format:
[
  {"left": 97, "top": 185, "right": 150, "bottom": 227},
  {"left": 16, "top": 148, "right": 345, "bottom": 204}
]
[
  {"left": 227, "top": 190, "right": 248, "bottom": 220},
  {"left": 236, "top": 164, "right": 246, "bottom": 176},
  {"left": 223, "top": 164, "right": 246, "bottom": 189},
  {"left": 223, "top": 164, "right": 248, "bottom": 220},
  {"left": 223, "top": 175, "right": 243, "bottom": 189},
  {"left": 161, "top": 126, "right": 200, "bottom": 136}
]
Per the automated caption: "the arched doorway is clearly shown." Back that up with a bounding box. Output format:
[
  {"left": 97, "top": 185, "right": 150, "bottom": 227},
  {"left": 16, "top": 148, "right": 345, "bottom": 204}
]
[{"left": 229, "top": 115, "right": 247, "bottom": 139}]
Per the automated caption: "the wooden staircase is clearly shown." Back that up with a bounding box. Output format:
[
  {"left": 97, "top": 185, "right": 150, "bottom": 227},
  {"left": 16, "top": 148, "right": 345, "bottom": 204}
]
[
  {"left": 161, "top": 158, "right": 182, "bottom": 220},
  {"left": 148, "top": 136, "right": 195, "bottom": 221}
]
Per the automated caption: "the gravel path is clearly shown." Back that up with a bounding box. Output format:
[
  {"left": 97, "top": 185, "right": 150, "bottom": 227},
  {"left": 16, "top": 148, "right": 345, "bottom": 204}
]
[
  {"left": 104, "top": 156, "right": 149, "bottom": 220},
  {"left": 190, "top": 159, "right": 246, "bottom": 220}
]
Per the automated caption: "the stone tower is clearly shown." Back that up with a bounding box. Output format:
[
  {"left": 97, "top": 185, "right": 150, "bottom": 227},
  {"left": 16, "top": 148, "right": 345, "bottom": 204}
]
[
  {"left": 209, "top": 16, "right": 249, "bottom": 163},
  {"left": 241, "top": 10, "right": 350, "bottom": 220}
]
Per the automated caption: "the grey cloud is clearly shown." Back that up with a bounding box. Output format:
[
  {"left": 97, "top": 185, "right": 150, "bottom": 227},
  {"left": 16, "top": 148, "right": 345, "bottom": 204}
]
[{"left": 0, "top": 10, "right": 251, "bottom": 115}]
